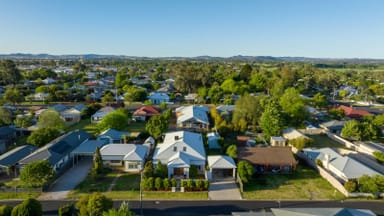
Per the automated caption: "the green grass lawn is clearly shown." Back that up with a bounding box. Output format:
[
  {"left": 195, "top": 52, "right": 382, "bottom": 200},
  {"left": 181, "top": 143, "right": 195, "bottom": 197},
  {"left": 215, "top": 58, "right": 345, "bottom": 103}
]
[
  {"left": 242, "top": 165, "right": 345, "bottom": 200},
  {"left": 68, "top": 171, "right": 118, "bottom": 198},
  {"left": 112, "top": 173, "right": 140, "bottom": 191},
  {"left": 0, "top": 192, "right": 40, "bottom": 200},
  {"left": 308, "top": 134, "right": 346, "bottom": 149},
  {"left": 124, "top": 121, "right": 146, "bottom": 136},
  {"left": 65, "top": 118, "right": 92, "bottom": 132}
]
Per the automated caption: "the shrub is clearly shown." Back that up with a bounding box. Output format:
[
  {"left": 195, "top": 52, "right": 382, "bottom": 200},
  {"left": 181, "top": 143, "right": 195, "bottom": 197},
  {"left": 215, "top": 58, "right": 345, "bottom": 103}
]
[
  {"left": 171, "top": 178, "right": 177, "bottom": 187},
  {"left": 289, "top": 137, "right": 313, "bottom": 150},
  {"left": 58, "top": 203, "right": 76, "bottom": 216},
  {"left": 0, "top": 205, "right": 13, "bottom": 216},
  {"left": 163, "top": 178, "right": 171, "bottom": 191},
  {"left": 180, "top": 180, "right": 187, "bottom": 188},
  {"left": 315, "top": 159, "right": 323, "bottom": 167},
  {"left": 373, "top": 151, "right": 384, "bottom": 164},
  {"left": 11, "top": 198, "right": 42, "bottom": 216},
  {"left": 203, "top": 180, "right": 209, "bottom": 190},
  {"left": 155, "top": 177, "right": 163, "bottom": 191},
  {"left": 344, "top": 180, "right": 357, "bottom": 193},
  {"left": 186, "top": 179, "right": 194, "bottom": 191},
  {"left": 195, "top": 179, "right": 203, "bottom": 191}
]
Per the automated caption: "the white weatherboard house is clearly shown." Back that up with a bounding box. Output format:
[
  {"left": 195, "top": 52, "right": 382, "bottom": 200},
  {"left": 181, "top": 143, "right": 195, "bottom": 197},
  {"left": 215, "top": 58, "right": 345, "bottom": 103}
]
[
  {"left": 100, "top": 144, "right": 148, "bottom": 172},
  {"left": 176, "top": 105, "right": 209, "bottom": 131},
  {"left": 302, "top": 147, "right": 380, "bottom": 182},
  {"left": 153, "top": 131, "right": 206, "bottom": 178}
]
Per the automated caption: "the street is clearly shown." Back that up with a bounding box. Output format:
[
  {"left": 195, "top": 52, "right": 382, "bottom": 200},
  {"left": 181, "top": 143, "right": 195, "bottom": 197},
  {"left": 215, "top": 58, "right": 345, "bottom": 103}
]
[{"left": 1, "top": 200, "right": 384, "bottom": 216}]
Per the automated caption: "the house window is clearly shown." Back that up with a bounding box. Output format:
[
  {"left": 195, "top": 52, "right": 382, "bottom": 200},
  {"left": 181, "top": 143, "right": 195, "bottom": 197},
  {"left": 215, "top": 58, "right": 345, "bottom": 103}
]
[
  {"left": 173, "top": 146, "right": 177, "bottom": 152},
  {"left": 183, "top": 146, "right": 187, "bottom": 152},
  {"left": 128, "top": 163, "right": 138, "bottom": 169},
  {"left": 110, "top": 160, "right": 121, "bottom": 164}
]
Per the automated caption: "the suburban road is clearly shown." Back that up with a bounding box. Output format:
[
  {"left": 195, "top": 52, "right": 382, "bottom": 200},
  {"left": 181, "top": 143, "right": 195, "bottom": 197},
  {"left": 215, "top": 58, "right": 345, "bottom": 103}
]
[{"left": 1, "top": 200, "right": 384, "bottom": 216}]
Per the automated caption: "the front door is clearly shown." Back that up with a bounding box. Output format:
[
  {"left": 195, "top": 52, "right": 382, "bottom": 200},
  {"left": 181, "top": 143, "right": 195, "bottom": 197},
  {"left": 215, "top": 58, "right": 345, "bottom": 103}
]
[{"left": 174, "top": 167, "right": 184, "bottom": 176}]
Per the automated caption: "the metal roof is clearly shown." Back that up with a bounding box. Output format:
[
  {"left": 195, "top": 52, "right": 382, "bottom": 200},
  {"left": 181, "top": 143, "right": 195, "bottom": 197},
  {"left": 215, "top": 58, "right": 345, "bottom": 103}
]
[{"left": 208, "top": 155, "right": 236, "bottom": 169}]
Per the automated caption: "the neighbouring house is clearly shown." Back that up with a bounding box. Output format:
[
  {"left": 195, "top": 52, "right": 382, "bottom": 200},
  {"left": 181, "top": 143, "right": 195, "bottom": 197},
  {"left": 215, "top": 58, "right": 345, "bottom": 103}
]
[
  {"left": 0, "top": 145, "right": 37, "bottom": 176},
  {"left": 184, "top": 93, "right": 198, "bottom": 103},
  {"left": 302, "top": 147, "right": 380, "bottom": 182},
  {"left": 216, "top": 105, "right": 235, "bottom": 121},
  {"left": 0, "top": 126, "right": 17, "bottom": 154},
  {"left": 61, "top": 108, "right": 82, "bottom": 123},
  {"left": 19, "top": 130, "right": 92, "bottom": 172},
  {"left": 239, "top": 208, "right": 376, "bottom": 216},
  {"left": 176, "top": 105, "right": 209, "bottom": 132},
  {"left": 71, "top": 140, "right": 107, "bottom": 165},
  {"left": 319, "top": 120, "right": 345, "bottom": 134},
  {"left": 148, "top": 92, "right": 170, "bottom": 104},
  {"left": 42, "top": 77, "right": 55, "bottom": 85},
  {"left": 207, "top": 132, "right": 221, "bottom": 149},
  {"left": 100, "top": 144, "right": 148, "bottom": 172},
  {"left": 73, "top": 104, "right": 87, "bottom": 113},
  {"left": 50, "top": 104, "right": 68, "bottom": 113},
  {"left": 132, "top": 106, "right": 161, "bottom": 121},
  {"left": 91, "top": 106, "right": 115, "bottom": 123},
  {"left": 282, "top": 128, "right": 309, "bottom": 141},
  {"left": 152, "top": 131, "right": 206, "bottom": 178},
  {"left": 270, "top": 136, "right": 286, "bottom": 147},
  {"left": 238, "top": 147, "right": 298, "bottom": 173},
  {"left": 28, "top": 92, "right": 49, "bottom": 101},
  {"left": 97, "top": 128, "right": 130, "bottom": 144},
  {"left": 206, "top": 155, "right": 236, "bottom": 180},
  {"left": 336, "top": 105, "right": 371, "bottom": 119}
]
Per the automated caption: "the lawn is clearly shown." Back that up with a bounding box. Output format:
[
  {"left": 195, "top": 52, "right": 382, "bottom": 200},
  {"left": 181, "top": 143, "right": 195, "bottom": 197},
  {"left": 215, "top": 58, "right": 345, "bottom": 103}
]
[
  {"left": 308, "top": 134, "right": 346, "bottom": 149},
  {"left": 68, "top": 171, "right": 118, "bottom": 198},
  {"left": 65, "top": 118, "right": 92, "bottom": 132},
  {"left": 124, "top": 121, "right": 146, "bottom": 137},
  {"left": 242, "top": 165, "right": 345, "bottom": 200},
  {"left": 0, "top": 192, "right": 41, "bottom": 200}
]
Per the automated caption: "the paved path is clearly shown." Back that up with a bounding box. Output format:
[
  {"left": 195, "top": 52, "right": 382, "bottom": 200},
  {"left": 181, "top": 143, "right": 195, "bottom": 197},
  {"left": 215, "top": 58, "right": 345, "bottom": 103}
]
[
  {"left": 208, "top": 180, "right": 242, "bottom": 200},
  {"left": 38, "top": 159, "right": 92, "bottom": 200}
]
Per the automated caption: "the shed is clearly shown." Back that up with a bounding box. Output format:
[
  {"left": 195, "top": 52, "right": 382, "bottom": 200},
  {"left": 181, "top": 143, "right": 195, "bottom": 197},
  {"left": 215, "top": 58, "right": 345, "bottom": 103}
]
[{"left": 207, "top": 155, "right": 236, "bottom": 180}]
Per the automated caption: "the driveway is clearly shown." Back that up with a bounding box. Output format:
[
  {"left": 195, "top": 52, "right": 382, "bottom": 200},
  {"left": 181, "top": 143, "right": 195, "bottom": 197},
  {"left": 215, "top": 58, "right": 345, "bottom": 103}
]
[
  {"left": 39, "top": 158, "right": 92, "bottom": 200},
  {"left": 208, "top": 180, "right": 242, "bottom": 200}
]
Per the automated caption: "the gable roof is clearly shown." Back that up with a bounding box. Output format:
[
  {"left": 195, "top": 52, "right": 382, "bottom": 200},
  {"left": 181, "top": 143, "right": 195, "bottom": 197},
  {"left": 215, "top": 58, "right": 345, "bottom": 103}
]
[
  {"left": 50, "top": 104, "right": 67, "bottom": 113},
  {"left": 270, "top": 208, "right": 376, "bottom": 216},
  {"left": 208, "top": 155, "right": 236, "bottom": 169},
  {"left": 133, "top": 106, "right": 160, "bottom": 116},
  {"left": 71, "top": 140, "right": 106, "bottom": 156},
  {"left": 320, "top": 120, "right": 345, "bottom": 130},
  {"left": 19, "top": 130, "right": 91, "bottom": 166},
  {"left": 153, "top": 131, "right": 206, "bottom": 163},
  {"left": 337, "top": 105, "right": 371, "bottom": 118},
  {"left": 100, "top": 144, "right": 148, "bottom": 161},
  {"left": 98, "top": 128, "right": 130, "bottom": 140},
  {"left": 148, "top": 92, "right": 169, "bottom": 100},
  {"left": 0, "top": 145, "right": 37, "bottom": 168},
  {"left": 73, "top": 104, "right": 87, "bottom": 112},
  {"left": 176, "top": 105, "right": 209, "bottom": 125},
  {"left": 92, "top": 106, "right": 115, "bottom": 118},
  {"left": 302, "top": 147, "right": 380, "bottom": 180},
  {"left": 282, "top": 128, "right": 309, "bottom": 140}
]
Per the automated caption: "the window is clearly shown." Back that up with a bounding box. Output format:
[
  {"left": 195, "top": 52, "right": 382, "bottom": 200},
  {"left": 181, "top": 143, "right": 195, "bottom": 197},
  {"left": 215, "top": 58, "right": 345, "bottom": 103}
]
[
  {"left": 173, "top": 146, "right": 177, "bottom": 152},
  {"left": 128, "top": 163, "right": 138, "bottom": 169},
  {"left": 110, "top": 160, "right": 121, "bottom": 164},
  {"left": 183, "top": 146, "right": 187, "bottom": 152}
]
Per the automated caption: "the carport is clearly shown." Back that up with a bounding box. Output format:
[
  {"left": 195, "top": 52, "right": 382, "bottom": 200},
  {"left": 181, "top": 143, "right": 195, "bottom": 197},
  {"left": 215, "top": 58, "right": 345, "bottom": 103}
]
[
  {"left": 207, "top": 155, "right": 236, "bottom": 181},
  {"left": 70, "top": 140, "right": 106, "bottom": 166}
]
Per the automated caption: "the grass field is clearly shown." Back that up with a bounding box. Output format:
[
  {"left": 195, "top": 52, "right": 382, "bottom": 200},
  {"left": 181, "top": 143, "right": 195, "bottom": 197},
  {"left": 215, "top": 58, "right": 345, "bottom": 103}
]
[
  {"left": 308, "top": 134, "right": 346, "bottom": 149},
  {"left": 0, "top": 192, "right": 41, "bottom": 200},
  {"left": 242, "top": 165, "right": 345, "bottom": 200},
  {"left": 69, "top": 171, "right": 118, "bottom": 198}
]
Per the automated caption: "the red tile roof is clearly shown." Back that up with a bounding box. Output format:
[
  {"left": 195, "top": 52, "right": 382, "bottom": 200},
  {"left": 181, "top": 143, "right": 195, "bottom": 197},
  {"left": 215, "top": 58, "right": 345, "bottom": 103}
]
[
  {"left": 337, "top": 105, "right": 371, "bottom": 118},
  {"left": 133, "top": 106, "right": 160, "bottom": 116}
]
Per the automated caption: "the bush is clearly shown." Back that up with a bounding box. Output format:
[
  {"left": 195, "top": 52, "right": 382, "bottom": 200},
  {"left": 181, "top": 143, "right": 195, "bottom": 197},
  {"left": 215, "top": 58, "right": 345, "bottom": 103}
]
[
  {"left": 142, "top": 177, "right": 155, "bottom": 191},
  {"left": 0, "top": 205, "right": 13, "bottom": 216},
  {"left": 58, "top": 203, "right": 76, "bottom": 216},
  {"left": 163, "top": 178, "right": 171, "bottom": 191},
  {"left": 195, "top": 179, "right": 203, "bottom": 191},
  {"left": 289, "top": 137, "right": 313, "bottom": 150},
  {"left": 315, "top": 159, "right": 323, "bottom": 167},
  {"left": 171, "top": 178, "right": 177, "bottom": 187},
  {"left": 75, "top": 193, "right": 112, "bottom": 216},
  {"left": 11, "top": 198, "right": 42, "bottom": 216},
  {"left": 186, "top": 179, "right": 194, "bottom": 191},
  {"left": 373, "top": 151, "right": 384, "bottom": 164},
  {"left": 155, "top": 177, "right": 163, "bottom": 191},
  {"left": 203, "top": 180, "right": 209, "bottom": 190},
  {"left": 344, "top": 180, "right": 357, "bottom": 192}
]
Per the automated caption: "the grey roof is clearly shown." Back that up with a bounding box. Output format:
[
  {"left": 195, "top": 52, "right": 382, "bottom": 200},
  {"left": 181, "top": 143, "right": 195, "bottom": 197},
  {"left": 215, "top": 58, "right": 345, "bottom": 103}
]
[
  {"left": 271, "top": 208, "right": 376, "bottom": 216},
  {"left": 19, "top": 130, "right": 92, "bottom": 166},
  {"left": 0, "top": 126, "right": 15, "bottom": 137},
  {"left": 50, "top": 104, "right": 68, "bottom": 113},
  {"left": 216, "top": 105, "right": 235, "bottom": 113},
  {"left": 100, "top": 144, "right": 148, "bottom": 161},
  {"left": 303, "top": 148, "right": 380, "bottom": 180},
  {"left": 73, "top": 104, "right": 87, "bottom": 112},
  {"left": 176, "top": 105, "right": 209, "bottom": 125},
  {"left": 91, "top": 106, "right": 115, "bottom": 118},
  {"left": 98, "top": 128, "right": 130, "bottom": 141},
  {"left": 71, "top": 140, "right": 106, "bottom": 155},
  {"left": 0, "top": 145, "right": 37, "bottom": 168},
  {"left": 208, "top": 155, "right": 236, "bottom": 169},
  {"left": 320, "top": 120, "right": 345, "bottom": 130}
]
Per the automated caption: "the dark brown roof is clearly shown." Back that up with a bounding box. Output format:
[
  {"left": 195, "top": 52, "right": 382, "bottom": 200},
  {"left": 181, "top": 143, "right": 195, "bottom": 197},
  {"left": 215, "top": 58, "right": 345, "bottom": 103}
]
[{"left": 238, "top": 147, "right": 297, "bottom": 166}]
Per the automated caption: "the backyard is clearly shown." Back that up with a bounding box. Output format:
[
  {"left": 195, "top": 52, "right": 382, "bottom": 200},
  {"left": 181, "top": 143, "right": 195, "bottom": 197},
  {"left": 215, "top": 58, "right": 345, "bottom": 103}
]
[
  {"left": 307, "top": 134, "right": 346, "bottom": 149},
  {"left": 242, "top": 164, "right": 345, "bottom": 200}
]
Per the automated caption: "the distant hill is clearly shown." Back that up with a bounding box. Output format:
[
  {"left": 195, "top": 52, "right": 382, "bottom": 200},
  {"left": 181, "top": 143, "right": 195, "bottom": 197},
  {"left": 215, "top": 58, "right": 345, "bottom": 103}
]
[{"left": 0, "top": 53, "right": 383, "bottom": 63}]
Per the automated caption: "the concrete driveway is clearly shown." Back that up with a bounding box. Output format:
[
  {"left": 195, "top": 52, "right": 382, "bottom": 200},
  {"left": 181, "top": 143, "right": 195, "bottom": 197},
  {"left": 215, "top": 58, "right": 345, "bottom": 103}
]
[
  {"left": 39, "top": 159, "right": 92, "bottom": 200},
  {"left": 208, "top": 180, "right": 242, "bottom": 200}
]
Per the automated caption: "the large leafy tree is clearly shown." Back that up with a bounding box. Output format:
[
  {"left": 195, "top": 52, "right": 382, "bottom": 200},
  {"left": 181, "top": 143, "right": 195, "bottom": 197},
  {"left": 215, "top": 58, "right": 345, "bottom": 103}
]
[
  {"left": 11, "top": 198, "right": 42, "bottom": 216},
  {"left": 0, "top": 107, "right": 13, "bottom": 126},
  {"left": 102, "top": 201, "right": 135, "bottom": 216},
  {"left": 27, "top": 127, "right": 61, "bottom": 147},
  {"left": 3, "top": 88, "right": 24, "bottom": 105},
  {"left": 260, "top": 100, "right": 284, "bottom": 140},
  {"left": 237, "top": 160, "right": 253, "bottom": 184},
  {"left": 98, "top": 109, "right": 128, "bottom": 131},
  {"left": 312, "top": 92, "right": 328, "bottom": 109},
  {"left": 341, "top": 119, "right": 361, "bottom": 140},
  {"left": 0, "top": 60, "right": 21, "bottom": 85},
  {"left": 145, "top": 115, "right": 167, "bottom": 141},
  {"left": 208, "top": 84, "right": 224, "bottom": 104},
  {"left": 249, "top": 73, "right": 266, "bottom": 92},
  {"left": 19, "top": 160, "right": 54, "bottom": 188},
  {"left": 279, "top": 87, "right": 308, "bottom": 126},
  {"left": 232, "top": 94, "right": 266, "bottom": 130},
  {"left": 76, "top": 193, "right": 113, "bottom": 216},
  {"left": 14, "top": 115, "right": 33, "bottom": 129},
  {"left": 226, "top": 144, "right": 237, "bottom": 159},
  {"left": 38, "top": 109, "right": 65, "bottom": 130}
]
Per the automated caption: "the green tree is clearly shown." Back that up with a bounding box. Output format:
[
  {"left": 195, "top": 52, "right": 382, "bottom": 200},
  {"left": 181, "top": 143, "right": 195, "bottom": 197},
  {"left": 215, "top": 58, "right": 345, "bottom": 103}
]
[
  {"left": 226, "top": 144, "right": 237, "bottom": 159},
  {"left": 341, "top": 120, "right": 361, "bottom": 140},
  {"left": 339, "top": 90, "right": 348, "bottom": 99},
  {"left": 3, "top": 88, "right": 24, "bottom": 105},
  {"left": 373, "top": 114, "right": 384, "bottom": 126},
  {"left": 155, "top": 161, "right": 167, "bottom": 178},
  {"left": 373, "top": 151, "right": 384, "bottom": 164},
  {"left": 289, "top": 137, "right": 313, "bottom": 150},
  {"left": 312, "top": 93, "right": 328, "bottom": 109},
  {"left": 237, "top": 160, "right": 253, "bottom": 184},
  {"left": 328, "top": 108, "right": 345, "bottom": 120},
  {"left": 35, "top": 85, "right": 49, "bottom": 93},
  {"left": 27, "top": 127, "right": 61, "bottom": 147},
  {"left": 344, "top": 181, "right": 357, "bottom": 193},
  {"left": 220, "top": 79, "right": 238, "bottom": 94},
  {"left": 260, "top": 100, "right": 284, "bottom": 140},
  {"left": 358, "top": 175, "right": 379, "bottom": 193},
  {"left": 102, "top": 201, "right": 135, "bottom": 216},
  {"left": 163, "top": 178, "right": 171, "bottom": 191},
  {"left": 0, "top": 60, "right": 21, "bottom": 85},
  {"left": 38, "top": 109, "right": 65, "bottom": 130},
  {"left": 76, "top": 193, "right": 113, "bottom": 216},
  {"left": 14, "top": 115, "right": 33, "bottom": 129},
  {"left": 98, "top": 109, "right": 128, "bottom": 131},
  {"left": 232, "top": 94, "right": 266, "bottom": 130},
  {"left": 279, "top": 88, "right": 308, "bottom": 126},
  {"left": 0, "top": 205, "right": 13, "bottom": 216},
  {"left": 58, "top": 203, "right": 76, "bottom": 216},
  {"left": 145, "top": 115, "right": 168, "bottom": 141},
  {"left": 11, "top": 198, "right": 42, "bottom": 216},
  {"left": 208, "top": 84, "right": 224, "bottom": 104},
  {"left": 0, "top": 107, "right": 13, "bottom": 126},
  {"left": 249, "top": 73, "right": 266, "bottom": 92},
  {"left": 239, "top": 64, "right": 252, "bottom": 82},
  {"left": 155, "top": 177, "right": 163, "bottom": 190},
  {"left": 19, "top": 160, "right": 54, "bottom": 188},
  {"left": 124, "top": 87, "right": 147, "bottom": 102},
  {"left": 92, "top": 147, "right": 104, "bottom": 176},
  {"left": 102, "top": 92, "right": 115, "bottom": 106},
  {"left": 143, "top": 161, "right": 154, "bottom": 179}
]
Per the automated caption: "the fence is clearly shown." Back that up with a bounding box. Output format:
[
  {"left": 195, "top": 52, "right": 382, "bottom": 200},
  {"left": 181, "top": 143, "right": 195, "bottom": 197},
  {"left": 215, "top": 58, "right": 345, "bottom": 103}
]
[
  {"left": 0, "top": 187, "right": 42, "bottom": 193},
  {"left": 236, "top": 173, "right": 243, "bottom": 193}
]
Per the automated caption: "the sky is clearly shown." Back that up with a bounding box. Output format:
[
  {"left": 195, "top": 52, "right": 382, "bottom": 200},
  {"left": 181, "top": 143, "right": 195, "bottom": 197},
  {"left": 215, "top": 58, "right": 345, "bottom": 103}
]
[{"left": 0, "top": 0, "right": 383, "bottom": 58}]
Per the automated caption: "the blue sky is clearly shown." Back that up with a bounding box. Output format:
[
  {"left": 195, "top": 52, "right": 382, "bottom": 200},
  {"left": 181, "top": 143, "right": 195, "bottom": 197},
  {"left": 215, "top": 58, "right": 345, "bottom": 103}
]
[{"left": 0, "top": 0, "right": 383, "bottom": 58}]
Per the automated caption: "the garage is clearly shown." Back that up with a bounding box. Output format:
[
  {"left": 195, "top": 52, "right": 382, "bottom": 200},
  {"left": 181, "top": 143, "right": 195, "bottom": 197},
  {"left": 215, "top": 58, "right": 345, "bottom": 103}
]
[
  {"left": 70, "top": 140, "right": 106, "bottom": 166},
  {"left": 207, "top": 155, "right": 236, "bottom": 181}
]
